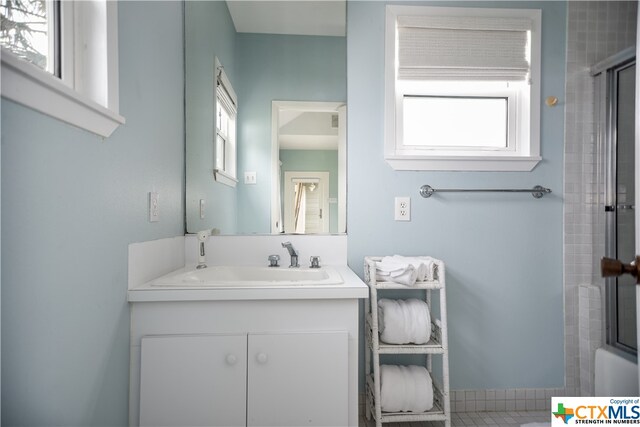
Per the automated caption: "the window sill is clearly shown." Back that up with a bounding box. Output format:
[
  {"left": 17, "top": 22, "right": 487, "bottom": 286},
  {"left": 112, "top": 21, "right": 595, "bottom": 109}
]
[
  {"left": 214, "top": 169, "right": 238, "bottom": 187},
  {"left": 385, "top": 154, "right": 542, "bottom": 171},
  {"left": 1, "top": 50, "right": 125, "bottom": 138}
]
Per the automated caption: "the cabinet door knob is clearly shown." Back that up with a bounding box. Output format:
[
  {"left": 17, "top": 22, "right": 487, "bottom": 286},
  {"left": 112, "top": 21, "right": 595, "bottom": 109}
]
[
  {"left": 256, "top": 352, "right": 268, "bottom": 364},
  {"left": 226, "top": 354, "right": 238, "bottom": 365}
]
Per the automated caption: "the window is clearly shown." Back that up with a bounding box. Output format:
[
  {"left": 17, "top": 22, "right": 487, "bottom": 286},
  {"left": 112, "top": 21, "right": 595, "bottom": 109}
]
[
  {"left": 214, "top": 57, "right": 238, "bottom": 187},
  {"left": 384, "top": 6, "right": 541, "bottom": 171},
  {"left": 0, "top": 0, "right": 60, "bottom": 75},
  {"left": 0, "top": 0, "right": 123, "bottom": 137}
]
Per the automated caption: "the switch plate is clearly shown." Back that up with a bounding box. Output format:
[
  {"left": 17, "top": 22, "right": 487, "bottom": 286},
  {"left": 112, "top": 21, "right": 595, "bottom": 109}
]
[
  {"left": 149, "top": 192, "right": 159, "bottom": 222},
  {"left": 394, "top": 196, "right": 410, "bottom": 221},
  {"left": 199, "top": 199, "right": 205, "bottom": 219},
  {"left": 244, "top": 171, "right": 257, "bottom": 184}
]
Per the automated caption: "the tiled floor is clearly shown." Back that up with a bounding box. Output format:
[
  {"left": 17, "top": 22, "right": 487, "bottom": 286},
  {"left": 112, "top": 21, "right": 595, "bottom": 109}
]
[{"left": 360, "top": 410, "right": 549, "bottom": 427}]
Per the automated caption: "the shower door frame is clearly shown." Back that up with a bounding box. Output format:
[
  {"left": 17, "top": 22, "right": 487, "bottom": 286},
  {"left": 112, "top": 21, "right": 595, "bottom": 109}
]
[{"left": 594, "top": 47, "right": 637, "bottom": 355}]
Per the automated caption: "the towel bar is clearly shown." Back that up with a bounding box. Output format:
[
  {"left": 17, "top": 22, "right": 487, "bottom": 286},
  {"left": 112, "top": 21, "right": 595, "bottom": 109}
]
[{"left": 419, "top": 185, "right": 552, "bottom": 199}]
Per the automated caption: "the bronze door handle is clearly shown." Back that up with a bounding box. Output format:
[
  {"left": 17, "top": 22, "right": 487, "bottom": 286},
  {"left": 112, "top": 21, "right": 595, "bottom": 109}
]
[{"left": 601, "top": 256, "right": 640, "bottom": 283}]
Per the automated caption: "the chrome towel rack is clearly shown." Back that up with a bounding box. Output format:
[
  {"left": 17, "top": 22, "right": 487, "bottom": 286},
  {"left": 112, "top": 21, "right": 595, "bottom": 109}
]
[{"left": 419, "top": 185, "right": 552, "bottom": 199}]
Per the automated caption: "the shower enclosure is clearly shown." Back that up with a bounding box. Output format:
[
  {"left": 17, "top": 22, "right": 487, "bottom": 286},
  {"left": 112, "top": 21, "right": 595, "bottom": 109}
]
[{"left": 594, "top": 47, "right": 637, "bottom": 354}]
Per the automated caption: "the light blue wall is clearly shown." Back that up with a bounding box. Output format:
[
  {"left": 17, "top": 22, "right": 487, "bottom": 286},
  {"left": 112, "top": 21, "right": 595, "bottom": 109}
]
[
  {"left": 280, "top": 149, "right": 339, "bottom": 233},
  {"left": 235, "top": 34, "right": 346, "bottom": 233},
  {"left": 185, "top": 1, "right": 237, "bottom": 234},
  {"left": 0, "top": 139, "right": 2, "bottom": 425},
  {"left": 1, "top": 2, "right": 184, "bottom": 425},
  {"left": 347, "top": 1, "right": 566, "bottom": 390}
]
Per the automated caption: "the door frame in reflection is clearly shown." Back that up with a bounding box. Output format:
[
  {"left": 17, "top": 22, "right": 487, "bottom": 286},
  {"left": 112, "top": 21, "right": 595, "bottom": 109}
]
[
  {"left": 283, "top": 171, "right": 330, "bottom": 234},
  {"left": 271, "top": 101, "right": 346, "bottom": 234}
]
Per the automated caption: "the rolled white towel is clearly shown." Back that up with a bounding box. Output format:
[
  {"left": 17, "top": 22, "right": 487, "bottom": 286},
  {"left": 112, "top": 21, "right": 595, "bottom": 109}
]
[
  {"left": 417, "top": 256, "right": 438, "bottom": 281},
  {"left": 376, "top": 262, "right": 418, "bottom": 286},
  {"left": 380, "top": 365, "right": 433, "bottom": 412},
  {"left": 378, "top": 298, "right": 431, "bottom": 344}
]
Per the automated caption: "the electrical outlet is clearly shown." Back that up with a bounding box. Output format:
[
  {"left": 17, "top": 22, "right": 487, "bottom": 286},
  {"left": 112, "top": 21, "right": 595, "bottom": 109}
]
[
  {"left": 394, "top": 196, "right": 411, "bottom": 221},
  {"left": 149, "top": 192, "right": 159, "bottom": 222}
]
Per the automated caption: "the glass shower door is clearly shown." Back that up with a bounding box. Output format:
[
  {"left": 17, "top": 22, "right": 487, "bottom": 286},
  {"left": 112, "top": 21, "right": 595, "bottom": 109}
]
[
  {"left": 605, "top": 60, "right": 637, "bottom": 352},
  {"left": 613, "top": 63, "right": 637, "bottom": 350}
]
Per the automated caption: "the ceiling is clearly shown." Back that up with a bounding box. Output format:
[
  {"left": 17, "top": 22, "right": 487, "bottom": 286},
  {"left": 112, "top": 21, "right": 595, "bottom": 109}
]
[
  {"left": 278, "top": 111, "right": 339, "bottom": 150},
  {"left": 226, "top": 1, "right": 346, "bottom": 37}
]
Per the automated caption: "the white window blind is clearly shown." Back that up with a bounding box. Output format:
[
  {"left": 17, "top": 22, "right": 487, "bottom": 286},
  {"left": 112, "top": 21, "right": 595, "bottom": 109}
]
[
  {"left": 216, "top": 72, "right": 237, "bottom": 116},
  {"left": 213, "top": 57, "right": 238, "bottom": 187},
  {"left": 397, "top": 15, "right": 532, "bottom": 81}
]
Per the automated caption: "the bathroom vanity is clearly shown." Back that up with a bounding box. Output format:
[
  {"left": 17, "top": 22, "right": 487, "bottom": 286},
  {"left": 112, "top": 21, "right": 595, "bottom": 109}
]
[{"left": 127, "top": 236, "right": 367, "bottom": 427}]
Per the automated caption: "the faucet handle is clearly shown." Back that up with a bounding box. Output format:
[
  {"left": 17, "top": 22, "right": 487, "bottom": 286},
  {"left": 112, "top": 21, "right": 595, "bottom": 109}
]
[
  {"left": 310, "top": 256, "right": 321, "bottom": 268},
  {"left": 268, "top": 254, "right": 280, "bottom": 267}
]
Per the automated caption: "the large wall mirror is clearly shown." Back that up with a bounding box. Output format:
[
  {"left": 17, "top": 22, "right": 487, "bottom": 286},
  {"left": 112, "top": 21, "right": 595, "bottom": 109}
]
[{"left": 185, "top": 1, "right": 347, "bottom": 235}]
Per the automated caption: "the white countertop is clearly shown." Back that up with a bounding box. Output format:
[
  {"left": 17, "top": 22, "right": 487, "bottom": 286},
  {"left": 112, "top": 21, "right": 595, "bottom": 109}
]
[{"left": 128, "top": 264, "right": 369, "bottom": 302}]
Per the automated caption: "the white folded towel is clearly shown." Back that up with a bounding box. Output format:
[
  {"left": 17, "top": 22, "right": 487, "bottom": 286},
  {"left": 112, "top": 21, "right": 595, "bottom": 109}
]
[
  {"left": 378, "top": 298, "right": 431, "bottom": 344},
  {"left": 385, "top": 255, "right": 428, "bottom": 281},
  {"left": 376, "top": 256, "right": 438, "bottom": 284},
  {"left": 380, "top": 365, "right": 433, "bottom": 412},
  {"left": 387, "top": 255, "right": 438, "bottom": 282},
  {"left": 376, "top": 261, "right": 418, "bottom": 286}
]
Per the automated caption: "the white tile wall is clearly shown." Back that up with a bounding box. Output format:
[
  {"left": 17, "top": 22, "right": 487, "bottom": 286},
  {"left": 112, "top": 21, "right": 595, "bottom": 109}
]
[
  {"left": 184, "top": 234, "right": 348, "bottom": 267},
  {"left": 360, "top": 411, "right": 549, "bottom": 427},
  {"left": 578, "top": 285, "right": 603, "bottom": 396},
  {"left": 128, "top": 236, "right": 185, "bottom": 289},
  {"left": 448, "top": 387, "right": 577, "bottom": 413},
  {"left": 564, "top": 0, "right": 637, "bottom": 395},
  {"left": 359, "top": 387, "right": 576, "bottom": 418}
]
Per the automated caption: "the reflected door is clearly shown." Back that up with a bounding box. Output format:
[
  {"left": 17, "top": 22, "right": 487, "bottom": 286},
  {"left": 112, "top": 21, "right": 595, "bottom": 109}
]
[{"left": 283, "top": 171, "right": 329, "bottom": 234}]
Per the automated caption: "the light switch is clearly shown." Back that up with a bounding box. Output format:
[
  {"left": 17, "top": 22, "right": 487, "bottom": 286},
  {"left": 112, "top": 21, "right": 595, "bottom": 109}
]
[
  {"left": 149, "top": 192, "right": 159, "bottom": 222},
  {"left": 244, "top": 171, "right": 257, "bottom": 184}
]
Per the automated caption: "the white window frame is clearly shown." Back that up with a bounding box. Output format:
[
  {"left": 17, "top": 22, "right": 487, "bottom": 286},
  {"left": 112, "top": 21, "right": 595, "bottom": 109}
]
[
  {"left": 384, "top": 5, "right": 541, "bottom": 171},
  {"left": 1, "top": 0, "right": 124, "bottom": 137},
  {"left": 397, "top": 82, "right": 522, "bottom": 154},
  {"left": 213, "top": 57, "right": 238, "bottom": 187}
]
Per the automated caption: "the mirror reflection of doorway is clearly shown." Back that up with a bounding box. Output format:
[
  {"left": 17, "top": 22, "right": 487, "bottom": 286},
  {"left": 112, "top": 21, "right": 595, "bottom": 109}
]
[
  {"left": 283, "top": 171, "right": 330, "bottom": 234},
  {"left": 271, "top": 101, "right": 346, "bottom": 234}
]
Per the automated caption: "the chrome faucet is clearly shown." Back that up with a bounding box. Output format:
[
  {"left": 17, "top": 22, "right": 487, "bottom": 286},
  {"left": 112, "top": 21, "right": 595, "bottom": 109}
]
[
  {"left": 281, "top": 242, "right": 299, "bottom": 268},
  {"left": 268, "top": 254, "right": 280, "bottom": 267},
  {"left": 196, "top": 230, "right": 211, "bottom": 269},
  {"left": 310, "top": 256, "right": 321, "bottom": 268}
]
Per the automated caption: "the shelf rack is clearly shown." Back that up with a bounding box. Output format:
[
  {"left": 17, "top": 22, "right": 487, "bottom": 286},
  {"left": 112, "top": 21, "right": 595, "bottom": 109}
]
[{"left": 363, "top": 256, "right": 450, "bottom": 427}]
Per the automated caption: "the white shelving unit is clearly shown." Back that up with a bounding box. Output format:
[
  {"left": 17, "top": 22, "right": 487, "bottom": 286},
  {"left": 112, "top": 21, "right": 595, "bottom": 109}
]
[{"left": 364, "top": 256, "right": 451, "bottom": 427}]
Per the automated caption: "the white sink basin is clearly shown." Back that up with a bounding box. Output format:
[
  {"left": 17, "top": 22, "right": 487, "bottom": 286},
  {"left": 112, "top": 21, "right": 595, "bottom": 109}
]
[{"left": 150, "top": 265, "right": 344, "bottom": 288}]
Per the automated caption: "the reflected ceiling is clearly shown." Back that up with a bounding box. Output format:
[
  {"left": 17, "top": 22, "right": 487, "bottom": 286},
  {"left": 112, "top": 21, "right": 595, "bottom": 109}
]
[{"left": 226, "top": 1, "right": 346, "bottom": 36}]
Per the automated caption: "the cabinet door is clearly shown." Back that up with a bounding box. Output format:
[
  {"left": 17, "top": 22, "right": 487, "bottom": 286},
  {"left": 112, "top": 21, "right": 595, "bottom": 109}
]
[
  {"left": 139, "top": 334, "right": 247, "bottom": 427},
  {"left": 247, "top": 331, "right": 349, "bottom": 426}
]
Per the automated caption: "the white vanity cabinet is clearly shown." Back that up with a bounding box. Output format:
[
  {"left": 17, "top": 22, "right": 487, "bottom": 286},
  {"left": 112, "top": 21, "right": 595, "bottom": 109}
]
[
  {"left": 129, "top": 297, "right": 362, "bottom": 427},
  {"left": 140, "top": 334, "right": 247, "bottom": 426},
  {"left": 249, "top": 331, "right": 348, "bottom": 425},
  {"left": 139, "top": 331, "right": 348, "bottom": 427}
]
